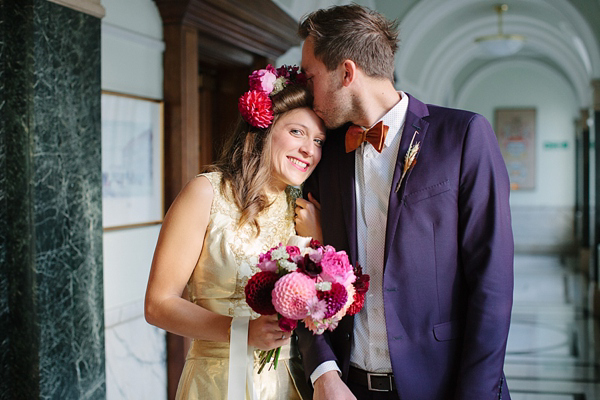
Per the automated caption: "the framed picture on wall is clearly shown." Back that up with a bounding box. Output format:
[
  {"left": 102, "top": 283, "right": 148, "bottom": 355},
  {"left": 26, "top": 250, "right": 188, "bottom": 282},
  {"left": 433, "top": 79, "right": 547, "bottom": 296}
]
[
  {"left": 101, "top": 91, "right": 164, "bottom": 230},
  {"left": 495, "top": 108, "right": 536, "bottom": 190}
]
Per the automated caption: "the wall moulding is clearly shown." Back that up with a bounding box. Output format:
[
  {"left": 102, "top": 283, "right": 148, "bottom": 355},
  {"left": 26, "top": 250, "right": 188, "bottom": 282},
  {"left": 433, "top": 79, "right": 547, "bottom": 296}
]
[
  {"left": 47, "top": 0, "right": 105, "bottom": 18},
  {"left": 154, "top": 0, "right": 299, "bottom": 61}
]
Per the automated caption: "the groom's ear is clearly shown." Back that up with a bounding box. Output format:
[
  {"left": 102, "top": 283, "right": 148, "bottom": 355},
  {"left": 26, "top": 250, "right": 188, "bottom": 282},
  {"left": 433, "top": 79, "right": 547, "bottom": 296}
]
[{"left": 341, "top": 60, "right": 357, "bottom": 87}]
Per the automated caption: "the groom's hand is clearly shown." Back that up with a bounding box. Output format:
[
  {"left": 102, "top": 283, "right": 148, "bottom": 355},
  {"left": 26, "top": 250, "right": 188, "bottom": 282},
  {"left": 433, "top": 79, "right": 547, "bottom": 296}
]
[
  {"left": 295, "top": 192, "right": 323, "bottom": 243},
  {"left": 313, "top": 371, "right": 356, "bottom": 400}
]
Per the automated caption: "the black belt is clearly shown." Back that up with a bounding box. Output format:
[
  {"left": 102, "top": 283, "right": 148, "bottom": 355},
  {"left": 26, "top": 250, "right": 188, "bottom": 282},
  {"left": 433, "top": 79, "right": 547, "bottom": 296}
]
[{"left": 348, "top": 366, "right": 396, "bottom": 392}]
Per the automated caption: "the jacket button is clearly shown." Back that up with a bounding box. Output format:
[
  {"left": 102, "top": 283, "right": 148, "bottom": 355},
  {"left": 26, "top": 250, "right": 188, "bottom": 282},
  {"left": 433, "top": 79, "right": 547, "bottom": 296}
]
[{"left": 346, "top": 333, "right": 351, "bottom": 340}]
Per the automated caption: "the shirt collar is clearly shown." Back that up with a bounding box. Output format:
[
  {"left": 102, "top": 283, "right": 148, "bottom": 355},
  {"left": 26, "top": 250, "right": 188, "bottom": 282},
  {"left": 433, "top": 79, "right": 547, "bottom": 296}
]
[{"left": 376, "top": 91, "right": 409, "bottom": 149}]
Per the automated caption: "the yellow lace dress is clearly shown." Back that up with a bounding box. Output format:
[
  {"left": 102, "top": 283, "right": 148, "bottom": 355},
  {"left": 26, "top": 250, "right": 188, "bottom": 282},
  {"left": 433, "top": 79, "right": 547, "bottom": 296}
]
[{"left": 175, "top": 172, "right": 309, "bottom": 400}]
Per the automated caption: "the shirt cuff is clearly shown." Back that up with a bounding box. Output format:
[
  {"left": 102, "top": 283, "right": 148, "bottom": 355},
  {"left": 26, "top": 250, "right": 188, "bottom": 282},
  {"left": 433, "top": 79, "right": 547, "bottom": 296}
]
[{"left": 310, "top": 361, "right": 342, "bottom": 386}]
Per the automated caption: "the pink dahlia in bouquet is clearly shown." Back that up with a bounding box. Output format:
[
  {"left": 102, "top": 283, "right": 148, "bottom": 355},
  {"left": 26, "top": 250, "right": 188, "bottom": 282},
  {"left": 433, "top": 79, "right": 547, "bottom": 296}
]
[{"left": 244, "top": 237, "right": 370, "bottom": 372}]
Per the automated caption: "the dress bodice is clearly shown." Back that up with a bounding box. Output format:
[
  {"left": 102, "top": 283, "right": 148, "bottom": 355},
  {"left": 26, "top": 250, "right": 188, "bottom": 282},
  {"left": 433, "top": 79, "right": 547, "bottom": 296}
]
[
  {"left": 175, "top": 172, "right": 308, "bottom": 400},
  {"left": 187, "top": 172, "right": 297, "bottom": 318}
]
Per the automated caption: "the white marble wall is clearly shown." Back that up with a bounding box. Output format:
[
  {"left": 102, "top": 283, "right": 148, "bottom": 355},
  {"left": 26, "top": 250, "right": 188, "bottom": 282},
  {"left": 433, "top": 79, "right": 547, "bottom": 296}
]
[{"left": 105, "top": 300, "right": 166, "bottom": 400}]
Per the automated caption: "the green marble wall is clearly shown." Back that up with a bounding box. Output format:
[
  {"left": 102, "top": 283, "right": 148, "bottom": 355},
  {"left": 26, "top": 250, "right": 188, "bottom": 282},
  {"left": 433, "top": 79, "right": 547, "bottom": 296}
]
[{"left": 0, "top": 1, "right": 105, "bottom": 398}]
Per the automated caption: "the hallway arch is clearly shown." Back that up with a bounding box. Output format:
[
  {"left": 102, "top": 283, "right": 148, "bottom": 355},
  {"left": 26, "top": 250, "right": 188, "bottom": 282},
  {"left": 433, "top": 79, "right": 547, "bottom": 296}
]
[{"left": 395, "top": 0, "right": 600, "bottom": 108}]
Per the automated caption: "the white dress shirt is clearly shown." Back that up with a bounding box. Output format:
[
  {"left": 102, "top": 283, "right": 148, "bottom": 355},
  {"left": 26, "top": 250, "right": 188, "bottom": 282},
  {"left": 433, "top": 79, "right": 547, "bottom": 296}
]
[{"left": 310, "top": 92, "right": 409, "bottom": 383}]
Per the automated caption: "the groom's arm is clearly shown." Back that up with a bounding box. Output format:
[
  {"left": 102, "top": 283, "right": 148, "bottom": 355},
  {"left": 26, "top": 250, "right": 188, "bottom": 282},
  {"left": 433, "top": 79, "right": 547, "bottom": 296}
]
[
  {"left": 455, "top": 113, "right": 514, "bottom": 398},
  {"left": 295, "top": 322, "right": 339, "bottom": 382}
]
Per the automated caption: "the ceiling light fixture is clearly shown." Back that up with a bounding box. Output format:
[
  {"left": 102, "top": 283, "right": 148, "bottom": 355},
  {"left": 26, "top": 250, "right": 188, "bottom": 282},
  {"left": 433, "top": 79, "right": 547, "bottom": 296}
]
[{"left": 475, "top": 4, "right": 525, "bottom": 57}]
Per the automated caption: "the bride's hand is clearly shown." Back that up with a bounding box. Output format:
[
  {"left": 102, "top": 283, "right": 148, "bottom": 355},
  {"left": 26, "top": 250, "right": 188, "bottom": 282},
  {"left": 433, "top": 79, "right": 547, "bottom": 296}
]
[
  {"left": 248, "top": 314, "right": 290, "bottom": 350},
  {"left": 294, "top": 193, "right": 323, "bottom": 243}
]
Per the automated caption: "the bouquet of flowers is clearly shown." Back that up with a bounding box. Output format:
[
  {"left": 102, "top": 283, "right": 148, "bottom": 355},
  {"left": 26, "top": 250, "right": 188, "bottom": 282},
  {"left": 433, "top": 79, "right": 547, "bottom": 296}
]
[{"left": 244, "top": 237, "right": 370, "bottom": 372}]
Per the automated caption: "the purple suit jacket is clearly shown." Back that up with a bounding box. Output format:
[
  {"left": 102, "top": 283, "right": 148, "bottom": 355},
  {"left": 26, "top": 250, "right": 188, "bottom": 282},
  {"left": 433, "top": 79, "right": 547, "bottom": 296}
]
[{"left": 297, "top": 94, "right": 514, "bottom": 399}]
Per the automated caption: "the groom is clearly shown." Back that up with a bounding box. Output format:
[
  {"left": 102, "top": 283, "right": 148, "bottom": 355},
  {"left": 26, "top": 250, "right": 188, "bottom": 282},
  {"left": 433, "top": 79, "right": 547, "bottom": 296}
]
[{"left": 295, "top": 4, "right": 514, "bottom": 400}]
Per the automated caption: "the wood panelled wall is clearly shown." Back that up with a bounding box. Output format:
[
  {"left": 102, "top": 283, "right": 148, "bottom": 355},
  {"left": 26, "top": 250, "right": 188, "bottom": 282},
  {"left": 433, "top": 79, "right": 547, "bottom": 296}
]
[{"left": 153, "top": 1, "right": 300, "bottom": 398}]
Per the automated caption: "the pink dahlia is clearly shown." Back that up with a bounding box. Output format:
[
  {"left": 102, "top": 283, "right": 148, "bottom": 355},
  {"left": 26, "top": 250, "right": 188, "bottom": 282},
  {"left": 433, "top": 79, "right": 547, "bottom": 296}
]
[
  {"left": 248, "top": 67, "right": 277, "bottom": 93},
  {"left": 245, "top": 271, "right": 279, "bottom": 315},
  {"left": 317, "top": 282, "right": 348, "bottom": 318},
  {"left": 238, "top": 90, "right": 273, "bottom": 128},
  {"left": 272, "top": 272, "right": 316, "bottom": 320},
  {"left": 320, "top": 247, "right": 355, "bottom": 286}
]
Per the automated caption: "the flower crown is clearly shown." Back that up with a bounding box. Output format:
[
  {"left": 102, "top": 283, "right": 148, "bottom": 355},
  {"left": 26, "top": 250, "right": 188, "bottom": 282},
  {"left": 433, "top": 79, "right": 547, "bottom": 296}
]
[{"left": 238, "top": 64, "right": 307, "bottom": 129}]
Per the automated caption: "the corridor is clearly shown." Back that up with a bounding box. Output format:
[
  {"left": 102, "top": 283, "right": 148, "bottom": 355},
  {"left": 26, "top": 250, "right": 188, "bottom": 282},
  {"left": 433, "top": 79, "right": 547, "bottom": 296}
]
[{"left": 506, "top": 254, "right": 600, "bottom": 399}]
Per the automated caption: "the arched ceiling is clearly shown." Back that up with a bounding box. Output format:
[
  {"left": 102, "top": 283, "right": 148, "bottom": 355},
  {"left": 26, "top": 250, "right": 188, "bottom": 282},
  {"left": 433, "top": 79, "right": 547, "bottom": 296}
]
[{"left": 274, "top": 0, "right": 600, "bottom": 108}]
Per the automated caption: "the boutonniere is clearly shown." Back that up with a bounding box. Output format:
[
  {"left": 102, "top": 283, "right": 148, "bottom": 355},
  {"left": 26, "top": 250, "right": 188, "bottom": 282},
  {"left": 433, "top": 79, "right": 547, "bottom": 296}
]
[{"left": 395, "top": 130, "right": 421, "bottom": 193}]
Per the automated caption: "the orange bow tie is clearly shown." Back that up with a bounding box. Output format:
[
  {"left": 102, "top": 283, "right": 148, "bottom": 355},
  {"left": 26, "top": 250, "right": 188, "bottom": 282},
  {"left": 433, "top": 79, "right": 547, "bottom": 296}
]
[{"left": 345, "top": 121, "right": 389, "bottom": 153}]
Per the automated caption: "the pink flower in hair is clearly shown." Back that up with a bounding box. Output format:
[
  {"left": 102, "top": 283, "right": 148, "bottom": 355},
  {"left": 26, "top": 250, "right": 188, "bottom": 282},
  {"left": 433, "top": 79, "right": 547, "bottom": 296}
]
[
  {"left": 272, "top": 272, "right": 316, "bottom": 320},
  {"left": 238, "top": 90, "right": 274, "bottom": 128},
  {"left": 249, "top": 66, "right": 277, "bottom": 93}
]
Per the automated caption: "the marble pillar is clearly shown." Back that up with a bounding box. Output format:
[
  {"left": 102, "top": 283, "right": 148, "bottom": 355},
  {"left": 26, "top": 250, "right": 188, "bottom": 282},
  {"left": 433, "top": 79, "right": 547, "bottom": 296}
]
[{"left": 0, "top": 0, "right": 105, "bottom": 398}]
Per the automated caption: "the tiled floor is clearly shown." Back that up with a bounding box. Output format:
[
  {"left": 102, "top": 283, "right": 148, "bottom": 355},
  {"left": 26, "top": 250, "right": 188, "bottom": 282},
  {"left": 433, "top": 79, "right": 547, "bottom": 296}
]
[{"left": 506, "top": 254, "right": 600, "bottom": 399}]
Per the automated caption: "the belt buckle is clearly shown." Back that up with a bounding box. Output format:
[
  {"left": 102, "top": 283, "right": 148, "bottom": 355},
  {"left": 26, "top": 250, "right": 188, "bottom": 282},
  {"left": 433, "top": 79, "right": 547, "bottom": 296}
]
[{"left": 366, "top": 372, "right": 392, "bottom": 392}]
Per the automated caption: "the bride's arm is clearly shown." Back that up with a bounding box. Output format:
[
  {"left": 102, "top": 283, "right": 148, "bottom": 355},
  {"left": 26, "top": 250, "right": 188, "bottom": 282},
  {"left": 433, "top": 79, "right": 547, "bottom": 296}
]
[
  {"left": 144, "top": 176, "right": 286, "bottom": 350},
  {"left": 294, "top": 192, "right": 323, "bottom": 243},
  {"left": 144, "top": 176, "right": 232, "bottom": 341}
]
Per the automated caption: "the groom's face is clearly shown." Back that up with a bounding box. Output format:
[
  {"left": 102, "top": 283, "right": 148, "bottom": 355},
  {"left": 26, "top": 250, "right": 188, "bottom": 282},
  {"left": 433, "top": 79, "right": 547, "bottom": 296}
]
[{"left": 301, "top": 37, "right": 351, "bottom": 129}]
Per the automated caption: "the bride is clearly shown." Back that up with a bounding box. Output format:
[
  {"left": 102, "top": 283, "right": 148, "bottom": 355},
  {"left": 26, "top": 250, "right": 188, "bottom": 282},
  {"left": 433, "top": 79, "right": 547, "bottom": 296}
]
[{"left": 145, "top": 65, "right": 324, "bottom": 400}]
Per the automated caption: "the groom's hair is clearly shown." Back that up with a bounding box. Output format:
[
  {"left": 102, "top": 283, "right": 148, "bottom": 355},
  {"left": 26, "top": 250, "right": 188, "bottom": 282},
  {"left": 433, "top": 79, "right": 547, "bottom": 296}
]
[{"left": 298, "top": 4, "right": 399, "bottom": 82}]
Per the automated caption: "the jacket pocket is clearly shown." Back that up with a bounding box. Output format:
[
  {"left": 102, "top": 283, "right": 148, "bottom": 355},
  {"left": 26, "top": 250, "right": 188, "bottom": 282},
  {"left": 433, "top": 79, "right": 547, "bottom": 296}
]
[
  {"left": 433, "top": 319, "right": 464, "bottom": 341},
  {"left": 404, "top": 180, "right": 451, "bottom": 205}
]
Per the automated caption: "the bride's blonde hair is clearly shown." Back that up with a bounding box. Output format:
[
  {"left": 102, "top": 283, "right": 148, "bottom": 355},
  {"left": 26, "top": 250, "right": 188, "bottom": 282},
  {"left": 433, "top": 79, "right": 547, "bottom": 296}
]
[{"left": 209, "top": 84, "right": 313, "bottom": 236}]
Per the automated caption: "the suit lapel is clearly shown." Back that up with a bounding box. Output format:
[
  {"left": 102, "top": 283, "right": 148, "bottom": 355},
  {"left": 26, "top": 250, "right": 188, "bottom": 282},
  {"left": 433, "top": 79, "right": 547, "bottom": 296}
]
[{"left": 384, "top": 95, "right": 429, "bottom": 265}]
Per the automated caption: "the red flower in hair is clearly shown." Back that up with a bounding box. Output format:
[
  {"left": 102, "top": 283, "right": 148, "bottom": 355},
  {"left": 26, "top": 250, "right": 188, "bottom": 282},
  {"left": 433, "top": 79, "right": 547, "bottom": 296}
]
[
  {"left": 245, "top": 271, "right": 278, "bottom": 315},
  {"left": 238, "top": 90, "right": 274, "bottom": 128}
]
